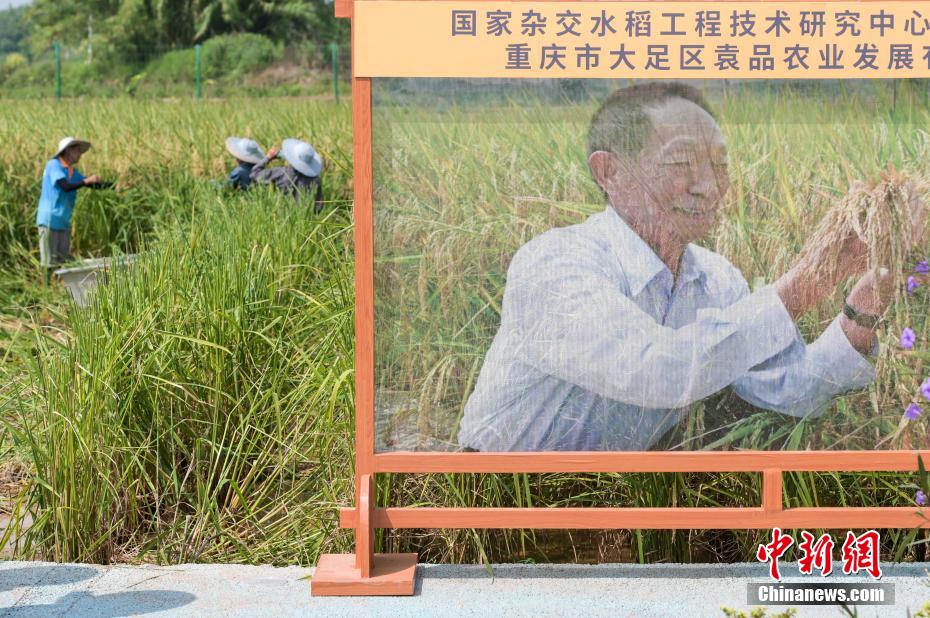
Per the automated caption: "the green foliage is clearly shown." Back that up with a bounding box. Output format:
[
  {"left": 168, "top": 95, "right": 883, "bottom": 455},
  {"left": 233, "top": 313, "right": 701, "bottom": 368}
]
[
  {"left": 1, "top": 52, "right": 27, "bottom": 76},
  {"left": 141, "top": 47, "right": 196, "bottom": 83},
  {"left": 0, "top": 1, "right": 348, "bottom": 97},
  {"left": 24, "top": 0, "right": 344, "bottom": 62},
  {"left": 194, "top": 0, "right": 321, "bottom": 43},
  {"left": 201, "top": 33, "right": 279, "bottom": 79},
  {"left": 0, "top": 6, "right": 28, "bottom": 56}
]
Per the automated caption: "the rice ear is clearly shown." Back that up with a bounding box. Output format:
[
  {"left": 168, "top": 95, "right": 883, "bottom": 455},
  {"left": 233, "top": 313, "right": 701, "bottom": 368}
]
[{"left": 796, "top": 167, "right": 927, "bottom": 304}]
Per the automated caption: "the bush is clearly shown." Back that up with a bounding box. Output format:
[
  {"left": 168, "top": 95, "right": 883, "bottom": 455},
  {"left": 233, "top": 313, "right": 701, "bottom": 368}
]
[
  {"left": 201, "top": 33, "right": 278, "bottom": 79},
  {"left": 142, "top": 48, "right": 196, "bottom": 84},
  {"left": 1, "top": 52, "right": 27, "bottom": 76}
]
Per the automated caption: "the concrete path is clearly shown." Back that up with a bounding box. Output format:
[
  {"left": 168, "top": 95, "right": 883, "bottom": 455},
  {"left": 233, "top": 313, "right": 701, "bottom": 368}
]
[{"left": 1, "top": 560, "right": 928, "bottom": 617}]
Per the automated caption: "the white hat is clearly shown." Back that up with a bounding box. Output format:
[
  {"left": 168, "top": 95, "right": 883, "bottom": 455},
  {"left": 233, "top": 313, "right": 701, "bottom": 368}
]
[
  {"left": 53, "top": 137, "right": 91, "bottom": 158},
  {"left": 225, "top": 137, "right": 265, "bottom": 165},
  {"left": 281, "top": 139, "right": 323, "bottom": 178}
]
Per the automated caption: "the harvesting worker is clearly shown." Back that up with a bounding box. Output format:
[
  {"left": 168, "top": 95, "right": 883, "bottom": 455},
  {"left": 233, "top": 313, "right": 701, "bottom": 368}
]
[
  {"left": 458, "top": 82, "right": 925, "bottom": 452},
  {"left": 224, "top": 137, "right": 265, "bottom": 190},
  {"left": 35, "top": 137, "right": 106, "bottom": 284},
  {"left": 249, "top": 138, "right": 324, "bottom": 212}
]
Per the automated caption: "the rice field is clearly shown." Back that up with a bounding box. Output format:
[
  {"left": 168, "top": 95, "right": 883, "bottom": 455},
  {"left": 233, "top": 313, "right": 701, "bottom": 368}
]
[{"left": 1, "top": 83, "right": 929, "bottom": 567}]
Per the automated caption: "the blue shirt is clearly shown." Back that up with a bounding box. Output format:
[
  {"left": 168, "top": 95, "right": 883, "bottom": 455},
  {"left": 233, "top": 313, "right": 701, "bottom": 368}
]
[
  {"left": 36, "top": 158, "right": 84, "bottom": 230},
  {"left": 228, "top": 163, "right": 254, "bottom": 190},
  {"left": 458, "top": 206, "right": 876, "bottom": 451}
]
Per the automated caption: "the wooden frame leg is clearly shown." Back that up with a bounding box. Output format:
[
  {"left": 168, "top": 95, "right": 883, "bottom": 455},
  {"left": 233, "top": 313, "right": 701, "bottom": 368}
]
[
  {"left": 763, "top": 469, "right": 782, "bottom": 514},
  {"left": 356, "top": 473, "right": 374, "bottom": 576},
  {"left": 311, "top": 473, "right": 418, "bottom": 596}
]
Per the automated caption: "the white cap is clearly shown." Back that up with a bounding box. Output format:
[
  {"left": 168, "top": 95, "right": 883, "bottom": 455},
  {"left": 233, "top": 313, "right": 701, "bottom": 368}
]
[
  {"left": 225, "top": 137, "right": 265, "bottom": 165},
  {"left": 281, "top": 138, "right": 323, "bottom": 177},
  {"left": 53, "top": 137, "right": 91, "bottom": 158}
]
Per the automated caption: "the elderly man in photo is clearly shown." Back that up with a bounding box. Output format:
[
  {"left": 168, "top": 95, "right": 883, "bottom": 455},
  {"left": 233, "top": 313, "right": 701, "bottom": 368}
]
[{"left": 458, "top": 82, "right": 921, "bottom": 452}]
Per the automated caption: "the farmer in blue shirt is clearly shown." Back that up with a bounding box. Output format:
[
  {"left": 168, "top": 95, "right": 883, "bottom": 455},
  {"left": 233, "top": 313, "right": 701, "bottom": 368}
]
[
  {"left": 36, "top": 137, "right": 104, "bottom": 283},
  {"left": 458, "top": 83, "right": 926, "bottom": 452},
  {"left": 224, "top": 137, "right": 265, "bottom": 190}
]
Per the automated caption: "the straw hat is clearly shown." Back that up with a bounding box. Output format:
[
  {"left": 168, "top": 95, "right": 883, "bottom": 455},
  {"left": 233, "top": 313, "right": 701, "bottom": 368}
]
[
  {"left": 53, "top": 137, "right": 91, "bottom": 158},
  {"left": 225, "top": 137, "right": 265, "bottom": 165},
  {"left": 281, "top": 138, "right": 323, "bottom": 178}
]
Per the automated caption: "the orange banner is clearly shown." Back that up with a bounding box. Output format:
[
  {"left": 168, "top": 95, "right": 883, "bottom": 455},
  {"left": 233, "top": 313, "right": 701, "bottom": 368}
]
[{"left": 354, "top": 1, "right": 930, "bottom": 78}]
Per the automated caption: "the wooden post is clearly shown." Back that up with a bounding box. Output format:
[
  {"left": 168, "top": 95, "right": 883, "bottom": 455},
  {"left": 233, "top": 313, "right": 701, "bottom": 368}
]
[
  {"left": 763, "top": 469, "right": 782, "bottom": 513},
  {"left": 356, "top": 473, "right": 374, "bottom": 576},
  {"left": 310, "top": 8, "right": 416, "bottom": 595}
]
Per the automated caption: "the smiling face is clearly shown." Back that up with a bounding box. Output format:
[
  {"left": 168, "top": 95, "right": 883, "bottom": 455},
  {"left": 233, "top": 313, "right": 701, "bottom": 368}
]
[{"left": 591, "top": 97, "right": 731, "bottom": 245}]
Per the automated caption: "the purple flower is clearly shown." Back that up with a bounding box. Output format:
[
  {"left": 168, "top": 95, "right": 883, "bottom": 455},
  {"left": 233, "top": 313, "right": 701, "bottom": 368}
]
[
  {"left": 917, "top": 490, "right": 928, "bottom": 506},
  {"left": 909, "top": 276, "right": 921, "bottom": 293},
  {"left": 905, "top": 403, "right": 923, "bottom": 420},
  {"left": 901, "top": 327, "right": 917, "bottom": 350},
  {"left": 922, "top": 377, "right": 930, "bottom": 402},
  {"left": 917, "top": 260, "right": 930, "bottom": 275}
]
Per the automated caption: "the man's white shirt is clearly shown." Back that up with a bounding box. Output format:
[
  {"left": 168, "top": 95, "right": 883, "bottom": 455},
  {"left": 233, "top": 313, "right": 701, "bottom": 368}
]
[{"left": 458, "top": 206, "right": 875, "bottom": 451}]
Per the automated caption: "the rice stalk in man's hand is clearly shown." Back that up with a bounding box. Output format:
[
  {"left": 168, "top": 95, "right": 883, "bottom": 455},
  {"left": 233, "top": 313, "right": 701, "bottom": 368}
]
[{"left": 797, "top": 168, "right": 928, "bottom": 300}]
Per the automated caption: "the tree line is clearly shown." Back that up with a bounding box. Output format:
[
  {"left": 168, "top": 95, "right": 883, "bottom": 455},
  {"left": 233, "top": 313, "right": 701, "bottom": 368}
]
[{"left": 0, "top": 1, "right": 346, "bottom": 61}]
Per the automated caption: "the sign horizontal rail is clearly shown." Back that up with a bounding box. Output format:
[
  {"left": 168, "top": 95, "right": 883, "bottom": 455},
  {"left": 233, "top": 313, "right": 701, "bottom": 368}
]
[
  {"left": 339, "top": 507, "right": 930, "bottom": 529},
  {"left": 373, "top": 451, "right": 930, "bottom": 473}
]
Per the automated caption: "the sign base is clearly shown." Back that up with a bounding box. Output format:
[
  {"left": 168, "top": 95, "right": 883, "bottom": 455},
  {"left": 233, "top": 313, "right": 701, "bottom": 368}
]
[{"left": 311, "top": 553, "right": 418, "bottom": 596}]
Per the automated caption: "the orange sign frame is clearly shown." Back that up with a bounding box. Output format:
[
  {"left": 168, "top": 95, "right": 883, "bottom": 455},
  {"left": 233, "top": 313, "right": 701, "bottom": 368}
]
[{"left": 310, "top": 0, "right": 930, "bottom": 597}]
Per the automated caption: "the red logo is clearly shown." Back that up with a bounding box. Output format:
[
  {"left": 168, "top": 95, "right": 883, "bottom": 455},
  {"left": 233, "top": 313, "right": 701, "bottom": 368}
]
[
  {"left": 756, "top": 527, "right": 794, "bottom": 581},
  {"left": 841, "top": 530, "right": 882, "bottom": 579},
  {"left": 797, "top": 531, "right": 834, "bottom": 577},
  {"left": 756, "top": 529, "right": 882, "bottom": 581}
]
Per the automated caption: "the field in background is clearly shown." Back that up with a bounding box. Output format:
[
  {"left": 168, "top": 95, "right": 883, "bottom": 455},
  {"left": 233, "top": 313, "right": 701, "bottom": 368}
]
[{"left": 0, "top": 86, "right": 929, "bottom": 567}]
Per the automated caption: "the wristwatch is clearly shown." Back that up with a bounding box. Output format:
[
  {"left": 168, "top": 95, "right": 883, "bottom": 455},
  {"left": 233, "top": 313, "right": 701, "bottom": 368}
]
[{"left": 843, "top": 302, "right": 881, "bottom": 329}]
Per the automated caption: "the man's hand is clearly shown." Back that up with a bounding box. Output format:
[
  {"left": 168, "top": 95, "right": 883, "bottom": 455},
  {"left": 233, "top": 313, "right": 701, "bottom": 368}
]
[
  {"left": 840, "top": 268, "right": 894, "bottom": 355},
  {"left": 776, "top": 204, "right": 869, "bottom": 320},
  {"left": 83, "top": 175, "right": 101, "bottom": 185},
  {"left": 773, "top": 176, "right": 923, "bottom": 321},
  {"left": 267, "top": 146, "right": 280, "bottom": 159}
]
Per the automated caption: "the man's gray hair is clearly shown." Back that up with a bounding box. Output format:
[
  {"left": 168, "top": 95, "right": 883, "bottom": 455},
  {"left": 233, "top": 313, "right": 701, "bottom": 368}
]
[{"left": 587, "top": 82, "right": 716, "bottom": 160}]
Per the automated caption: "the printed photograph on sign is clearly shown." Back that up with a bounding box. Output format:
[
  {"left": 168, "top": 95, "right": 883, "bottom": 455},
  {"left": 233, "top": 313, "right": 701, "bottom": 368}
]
[{"left": 372, "top": 78, "right": 930, "bottom": 452}]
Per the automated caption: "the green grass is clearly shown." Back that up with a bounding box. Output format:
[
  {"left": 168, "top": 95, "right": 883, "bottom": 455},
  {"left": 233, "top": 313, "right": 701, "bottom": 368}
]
[
  {"left": 6, "top": 192, "right": 356, "bottom": 564},
  {"left": 1, "top": 85, "right": 930, "bottom": 566}
]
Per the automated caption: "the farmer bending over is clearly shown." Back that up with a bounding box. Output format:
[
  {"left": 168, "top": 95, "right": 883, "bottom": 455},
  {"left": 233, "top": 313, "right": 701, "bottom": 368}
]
[
  {"left": 458, "top": 83, "right": 924, "bottom": 452},
  {"left": 250, "top": 138, "right": 324, "bottom": 212},
  {"left": 35, "top": 137, "right": 105, "bottom": 284}
]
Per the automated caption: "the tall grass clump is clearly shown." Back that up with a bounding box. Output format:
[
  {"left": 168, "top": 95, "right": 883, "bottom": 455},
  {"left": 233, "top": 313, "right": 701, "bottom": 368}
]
[{"left": 6, "top": 190, "right": 355, "bottom": 564}]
